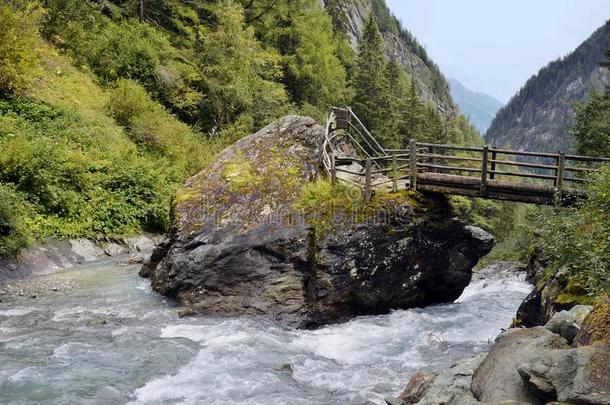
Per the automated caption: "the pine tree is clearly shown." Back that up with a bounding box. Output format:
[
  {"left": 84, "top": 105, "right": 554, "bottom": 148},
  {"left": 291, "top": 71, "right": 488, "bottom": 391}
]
[
  {"left": 250, "top": 0, "right": 350, "bottom": 116},
  {"left": 197, "top": 1, "right": 287, "bottom": 131},
  {"left": 600, "top": 49, "right": 610, "bottom": 68},
  {"left": 353, "top": 14, "right": 391, "bottom": 145},
  {"left": 402, "top": 80, "right": 425, "bottom": 141},
  {"left": 384, "top": 56, "right": 410, "bottom": 148},
  {"left": 325, "top": 0, "right": 349, "bottom": 35}
]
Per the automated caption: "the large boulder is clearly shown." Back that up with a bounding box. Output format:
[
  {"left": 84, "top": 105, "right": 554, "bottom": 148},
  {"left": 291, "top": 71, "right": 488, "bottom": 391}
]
[
  {"left": 545, "top": 305, "right": 593, "bottom": 344},
  {"left": 141, "top": 116, "right": 493, "bottom": 328},
  {"left": 400, "top": 354, "right": 486, "bottom": 405},
  {"left": 470, "top": 327, "right": 568, "bottom": 404},
  {"left": 517, "top": 344, "right": 610, "bottom": 404},
  {"left": 575, "top": 296, "right": 610, "bottom": 347}
]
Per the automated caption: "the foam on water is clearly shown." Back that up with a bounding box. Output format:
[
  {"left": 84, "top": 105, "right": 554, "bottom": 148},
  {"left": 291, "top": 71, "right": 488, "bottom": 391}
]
[{"left": 0, "top": 263, "right": 532, "bottom": 405}]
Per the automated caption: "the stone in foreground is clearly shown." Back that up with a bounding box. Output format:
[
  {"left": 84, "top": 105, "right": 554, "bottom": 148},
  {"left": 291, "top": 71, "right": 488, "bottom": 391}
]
[{"left": 140, "top": 116, "right": 493, "bottom": 328}]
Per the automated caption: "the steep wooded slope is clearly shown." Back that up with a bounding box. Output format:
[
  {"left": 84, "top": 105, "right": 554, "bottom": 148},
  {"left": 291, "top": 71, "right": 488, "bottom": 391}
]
[
  {"left": 338, "top": 0, "right": 458, "bottom": 118},
  {"left": 486, "top": 20, "right": 610, "bottom": 152}
]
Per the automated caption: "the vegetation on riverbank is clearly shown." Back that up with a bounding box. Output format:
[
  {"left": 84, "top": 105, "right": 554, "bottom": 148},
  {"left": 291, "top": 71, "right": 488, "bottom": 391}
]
[{"left": 0, "top": 0, "right": 484, "bottom": 257}]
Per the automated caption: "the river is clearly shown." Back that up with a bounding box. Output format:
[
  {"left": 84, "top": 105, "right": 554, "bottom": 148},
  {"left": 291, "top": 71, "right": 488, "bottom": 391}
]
[{"left": 0, "top": 259, "right": 531, "bottom": 404}]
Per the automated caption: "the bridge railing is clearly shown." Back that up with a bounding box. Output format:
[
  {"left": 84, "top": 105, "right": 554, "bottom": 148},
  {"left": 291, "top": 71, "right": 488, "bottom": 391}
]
[{"left": 324, "top": 107, "right": 610, "bottom": 204}]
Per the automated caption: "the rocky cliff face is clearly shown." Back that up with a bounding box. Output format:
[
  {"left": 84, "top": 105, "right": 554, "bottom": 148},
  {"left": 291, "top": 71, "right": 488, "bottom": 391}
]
[
  {"left": 486, "top": 20, "right": 610, "bottom": 152},
  {"left": 335, "top": 0, "right": 458, "bottom": 118},
  {"left": 140, "top": 115, "right": 493, "bottom": 328}
]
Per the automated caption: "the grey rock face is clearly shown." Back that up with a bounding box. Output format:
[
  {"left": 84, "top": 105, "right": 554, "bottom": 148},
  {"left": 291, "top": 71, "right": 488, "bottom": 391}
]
[
  {"left": 1, "top": 235, "right": 159, "bottom": 284},
  {"left": 141, "top": 116, "right": 493, "bottom": 328},
  {"left": 517, "top": 344, "right": 610, "bottom": 404},
  {"left": 471, "top": 327, "right": 569, "bottom": 405},
  {"left": 403, "top": 353, "right": 486, "bottom": 405},
  {"left": 545, "top": 305, "right": 593, "bottom": 344}
]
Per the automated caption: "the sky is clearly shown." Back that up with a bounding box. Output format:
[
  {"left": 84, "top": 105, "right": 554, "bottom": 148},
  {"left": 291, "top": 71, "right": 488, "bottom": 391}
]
[{"left": 386, "top": 0, "right": 609, "bottom": 103}]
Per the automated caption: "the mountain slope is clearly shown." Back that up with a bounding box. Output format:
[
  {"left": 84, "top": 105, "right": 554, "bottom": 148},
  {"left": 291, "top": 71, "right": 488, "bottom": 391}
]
[
  {"left": 338, "top": 0, "right": 458, "bottom": 118},
  {"left": 449, "top": 78, "right": 503, "bottom": 134},
  {"left": 486, "top": 20, "right": 610, "bottom": 152}
]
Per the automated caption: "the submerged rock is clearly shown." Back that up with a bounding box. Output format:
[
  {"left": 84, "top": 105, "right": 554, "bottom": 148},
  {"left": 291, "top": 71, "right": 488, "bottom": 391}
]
[{"left": 141, "top": 115, "right": 493, "bottom": 328}]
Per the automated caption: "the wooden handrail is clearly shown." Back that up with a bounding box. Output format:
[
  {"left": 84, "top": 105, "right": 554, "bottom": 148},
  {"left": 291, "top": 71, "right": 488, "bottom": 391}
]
[{"left": 324, "top": 107, "right": 608, "bottom": 206}]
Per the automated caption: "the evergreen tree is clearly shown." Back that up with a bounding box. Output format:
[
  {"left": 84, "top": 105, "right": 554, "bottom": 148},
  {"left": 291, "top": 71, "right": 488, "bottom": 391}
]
[
  {"left": 384, "top": 56, "right": 410, "bottom": 148},
  {"left": 572, "top": 90, "right": 610, "bottom": 157},
  {"left": 402, "top": 80, "right": 425, "bottom": 141},
  {"left": 197, "top": 0, "right": 287, "bottom": 131},
  {"left": 353, "top": 14, "right": 391, "bottom": 145},
  {"left": 251, "top": 0, "right": 350, "bottom": 116},
  {"left": 325, "top": 0, "right": 349, "bottom": 35}
]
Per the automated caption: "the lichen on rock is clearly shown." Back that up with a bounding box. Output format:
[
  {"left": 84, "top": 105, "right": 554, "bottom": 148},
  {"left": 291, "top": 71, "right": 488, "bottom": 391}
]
[{"left": 140, "top": 115, "right": 493, "bottom": 328}]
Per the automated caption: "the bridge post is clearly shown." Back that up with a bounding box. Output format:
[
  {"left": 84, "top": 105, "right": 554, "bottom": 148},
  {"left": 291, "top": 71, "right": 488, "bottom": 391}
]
[
  {"left": 392, "top": 154, "right": 398, "bottom": 193},
  {"left": 330, "top": 153, "right": 337, "bottom": 186},
  {"left": 490, "top": 149, "right": 497, "bottom": 180},
  {"left": 364, "top": 158, "right": 372, "bottom": 202},
  {"left": 409, "top": 139, "right": 417, "bottom": 191},
  {"left": 555, "top": 152, "right": 566, "bottom": 203},
  {"left": 480, "top": 146, "right": 489, "bottom": 197}
]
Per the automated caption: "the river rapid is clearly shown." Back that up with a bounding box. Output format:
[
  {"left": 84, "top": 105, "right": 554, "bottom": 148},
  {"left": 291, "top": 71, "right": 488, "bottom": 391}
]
[{"left": 0, "top": 259, "right": 531, "bottom": 405}]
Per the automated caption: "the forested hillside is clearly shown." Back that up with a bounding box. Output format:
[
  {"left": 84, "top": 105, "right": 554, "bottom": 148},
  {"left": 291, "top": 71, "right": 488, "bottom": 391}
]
[
  {"left": 486, "top": 20, "right": 610, "bottom": 152},
  {"left": 338, "top": 0, "right": 457, "bottom": 117},
  {"left": 0, "top": 0, "right": 480, "bottom": 256}
]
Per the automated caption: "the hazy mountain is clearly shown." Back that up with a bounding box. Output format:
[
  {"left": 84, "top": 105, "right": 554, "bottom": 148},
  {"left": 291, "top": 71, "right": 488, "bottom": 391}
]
[
  {"left": 448, "top": 78, "right": 503, "bottom": 134},
  {"left": 486, "top": 20, "right": 610, "bottom": 152}
]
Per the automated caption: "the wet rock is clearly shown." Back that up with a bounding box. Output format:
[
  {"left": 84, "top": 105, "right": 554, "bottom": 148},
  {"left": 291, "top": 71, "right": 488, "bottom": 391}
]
[
  {"left": 141, "top": 116, "right": 493, "bottom": 328},
  {"left": 471, "top": 327, "right": 568, "bottom": 404},
  {"left": 177, "top": 307, "right": 197, "bottom": 318},
  {"left": 69, "top": 239, "right": 105, "bottom": 262},
  {"left": 103, "top": 243, "right": 129, "bottom": 257},
  {"left": 399, "top": 371, "right": 436, "bottom": 404},
  {"left": 574, "top": 296, "right": 610, "bottom": 347},
  {"left": 517, "top": 344, "right": 610, "bottom": 404},
  {"left": 274, "top": 363, "right": 294, "bottom": 375},
  {"left": 471, "top": 261, "right": 525, "bottom": 283},
  {"left": 545, "top": 305, "right": 593, "bottom": 344},
  {"left": 384, "top": 397, "right": 406, "bottom": 405},
  {"left": 405, "top": 353, "right": 485, "bottom": 405},
  {"left": 88, "top": 386, "right": 127, "bottom": 405},
  {"left": 516, "top": 289, "right": 545, "bottom": 327}
]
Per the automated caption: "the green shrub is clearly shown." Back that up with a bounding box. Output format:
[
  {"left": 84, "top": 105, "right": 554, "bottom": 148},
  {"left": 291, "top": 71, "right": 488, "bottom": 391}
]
[
  {"left": 0, "top": 1, "right": 42, "bottom": 95},
  {"left": 0, "top": 184, "right": 33, "bottom": 257},
  {"left": 106, "top": 79, "right": 150, "bottom": 127},
  {"left": 534, "top": 166, "right": 610, "bottom": 297}
]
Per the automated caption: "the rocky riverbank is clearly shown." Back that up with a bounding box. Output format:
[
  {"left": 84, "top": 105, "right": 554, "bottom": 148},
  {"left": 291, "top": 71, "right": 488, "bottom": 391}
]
[
  {"left": 0, "top": 234, "right": 160, "bottom": 293},
  {"left": 140, "top": 115, "right": 494, "bottom": 328},
  {"left": 390, "top": 258, "right": 610, "bottom": 405}
]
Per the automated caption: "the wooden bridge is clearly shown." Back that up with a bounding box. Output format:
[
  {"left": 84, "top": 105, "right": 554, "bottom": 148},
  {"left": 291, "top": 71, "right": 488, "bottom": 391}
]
[{"left": 323, "top": 107, "right": 610, "bottom": 205}]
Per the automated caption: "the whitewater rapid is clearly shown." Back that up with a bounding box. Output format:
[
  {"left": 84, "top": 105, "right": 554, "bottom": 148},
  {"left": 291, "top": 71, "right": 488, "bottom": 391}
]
[{"left": 0, "top": 260, "right": 531, "bottom": 404}]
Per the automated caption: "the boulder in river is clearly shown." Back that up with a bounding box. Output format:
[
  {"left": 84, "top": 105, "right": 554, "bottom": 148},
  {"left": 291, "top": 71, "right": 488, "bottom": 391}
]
[
  {"left": 470, "top": 327, "right": 568, "bottom": 404},
  {"left": 140, "top": 115, "right": 494, "bottom": 328}
]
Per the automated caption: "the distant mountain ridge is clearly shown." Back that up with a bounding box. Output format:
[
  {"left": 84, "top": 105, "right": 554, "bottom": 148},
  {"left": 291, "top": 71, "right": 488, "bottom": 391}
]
[
  {"left": 485, "top": 20, "right": 610, "bottom": 152},
  {"left": 448, "top": 78, "right": 503, "bottom": 134}
]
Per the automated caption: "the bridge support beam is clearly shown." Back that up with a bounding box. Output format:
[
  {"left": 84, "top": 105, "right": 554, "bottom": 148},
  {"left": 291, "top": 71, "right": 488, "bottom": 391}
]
[
  {"left": 409, "top": 139, "right": 417, "bottom": 191},
  {"left": 392, "top": 154, "right": 398, "bottom": 193},
  {"left": 480, "top": 146, "right": 489, "bottom": 197},
  {"left": 330, "top": 153, "right": 337, "bottom": 186},
  {"left": 364, "top": 158, "right": 372, "bottom": 202}
]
